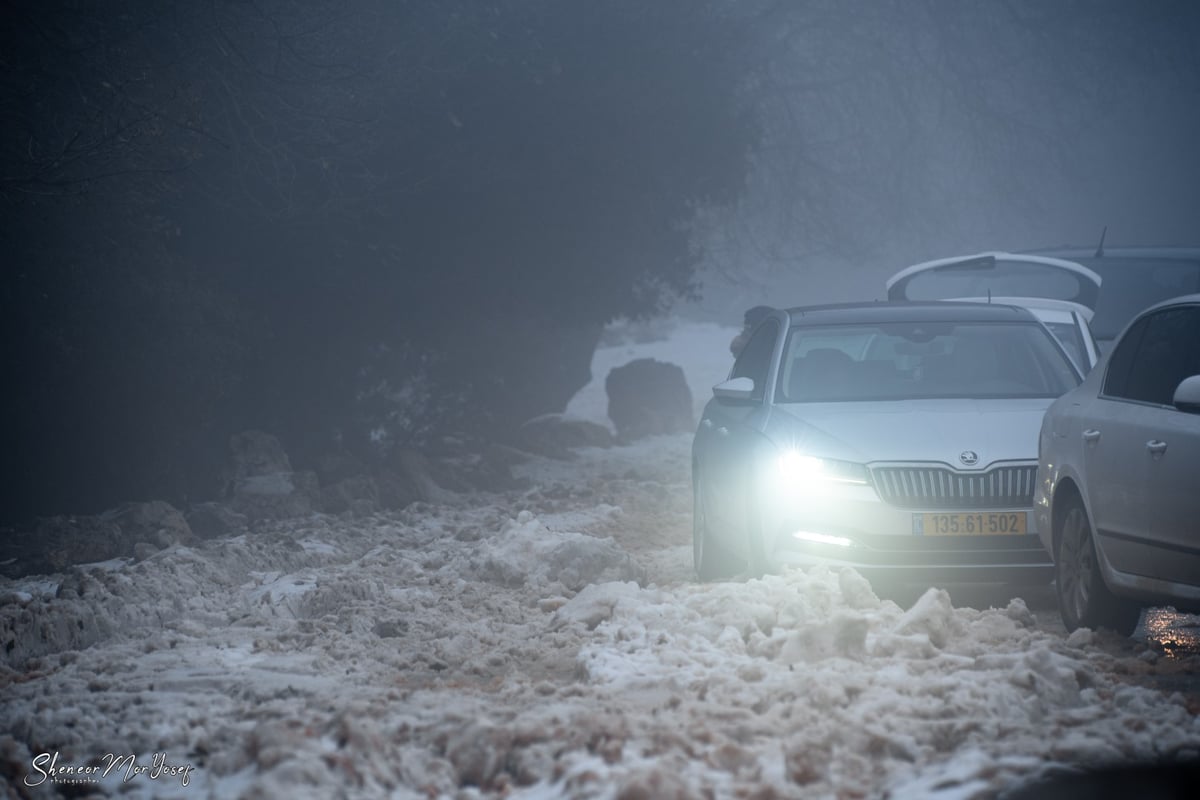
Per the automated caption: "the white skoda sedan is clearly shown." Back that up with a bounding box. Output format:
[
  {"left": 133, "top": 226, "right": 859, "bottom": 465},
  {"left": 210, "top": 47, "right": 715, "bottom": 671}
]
[
  {"left": 692, "top": 301, "right": 1083, "bottom": 583},
  {"left": 1035, "top": 294, "right": 1200, "bottom": 634}
]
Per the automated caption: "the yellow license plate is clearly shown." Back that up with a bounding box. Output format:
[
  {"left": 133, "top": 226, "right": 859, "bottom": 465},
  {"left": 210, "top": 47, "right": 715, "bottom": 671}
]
[{"left": 914, "top": 512, "right": 1027, "bottom": 536}]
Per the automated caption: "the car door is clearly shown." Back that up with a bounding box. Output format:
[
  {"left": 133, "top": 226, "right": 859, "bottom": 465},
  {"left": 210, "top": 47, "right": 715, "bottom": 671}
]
[
  {"left": 1090, "top": 305, "right": 1200, "bottom": 582},
  {"left": 1083, "top": 315, "right": 1154, "bottom": 570},
  {"left": 1133, "top": 305, "right": 1200, "bottom": 586},
  {"left": 702, "top": 318, "right": 780, "bottom": 552}
]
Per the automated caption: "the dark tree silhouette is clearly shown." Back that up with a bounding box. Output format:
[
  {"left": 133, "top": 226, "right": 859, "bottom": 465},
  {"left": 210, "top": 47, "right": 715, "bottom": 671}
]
[{"left": 1, "top": 0, "right": 761, "bottom": 522}]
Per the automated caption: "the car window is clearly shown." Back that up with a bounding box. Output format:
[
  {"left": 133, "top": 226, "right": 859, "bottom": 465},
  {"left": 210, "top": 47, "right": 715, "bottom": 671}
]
[
  {"left": 731, "top": 319, "right": 779, "bottom": 402},
  {"left": 1116, "top": 306, "right": 1200, "bottom": 405},
  {"left": 1101, "top": 315, "right": 1148, "bottom": 399},
  {"left": 1041, "top": 319, "right": 1089, "bottom": 372},
  {"left": 776, "top": 321, "right": 1080, "bottom": 402}
]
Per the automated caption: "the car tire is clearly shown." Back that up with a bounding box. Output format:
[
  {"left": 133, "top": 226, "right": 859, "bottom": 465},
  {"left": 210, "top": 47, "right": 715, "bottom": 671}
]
[
  {"left": 693, "top": 472, "right": 737, "bottom": 581},
  {"left": 1055, "top": 495, "right": 1141, "bottom": 636}
]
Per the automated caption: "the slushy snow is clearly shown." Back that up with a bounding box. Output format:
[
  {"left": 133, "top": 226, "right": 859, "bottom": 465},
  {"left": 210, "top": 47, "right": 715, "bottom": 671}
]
[{"left": 1, "top": 320, "right": 1197, "bottom": 799}]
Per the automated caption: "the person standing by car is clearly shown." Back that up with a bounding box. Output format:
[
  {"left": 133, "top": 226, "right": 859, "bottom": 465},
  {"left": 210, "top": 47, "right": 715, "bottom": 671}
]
[{"left": 730, "top": 305, "right": 775, "bottom": 358}]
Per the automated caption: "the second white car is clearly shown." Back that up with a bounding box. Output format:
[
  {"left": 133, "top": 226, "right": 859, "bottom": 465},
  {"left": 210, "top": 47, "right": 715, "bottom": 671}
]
[{"left": 1035, "top": 293, "right": 1200, "bottom": 634}]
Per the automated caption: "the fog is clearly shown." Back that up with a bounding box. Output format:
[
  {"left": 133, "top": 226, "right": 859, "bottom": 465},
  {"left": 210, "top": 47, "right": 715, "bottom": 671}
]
[
  {"left": 3, "top": 0, "right": 1199, "bottom": 523},
  {"left": 690, "top": 1, "right": 1200, "bottom": 317},
  {"left": 4, "top": 4, "right": 1200, "bottom": 796}
]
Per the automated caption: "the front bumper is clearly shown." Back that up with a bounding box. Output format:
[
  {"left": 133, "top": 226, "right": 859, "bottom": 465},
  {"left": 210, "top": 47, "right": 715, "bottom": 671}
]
[{"left": 764, "top": 473, "right": 1053, "bottom": 583}]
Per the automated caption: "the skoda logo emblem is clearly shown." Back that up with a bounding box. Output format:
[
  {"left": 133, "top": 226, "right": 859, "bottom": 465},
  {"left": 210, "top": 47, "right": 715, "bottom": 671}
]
[{"left": 959, "top": 450, "right": 979, "bottom": 466}]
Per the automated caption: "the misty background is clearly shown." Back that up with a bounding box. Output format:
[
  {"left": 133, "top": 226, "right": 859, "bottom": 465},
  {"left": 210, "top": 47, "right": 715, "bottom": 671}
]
[{"left": 3, "top": 0, "right": 1199, "bottom": 526}]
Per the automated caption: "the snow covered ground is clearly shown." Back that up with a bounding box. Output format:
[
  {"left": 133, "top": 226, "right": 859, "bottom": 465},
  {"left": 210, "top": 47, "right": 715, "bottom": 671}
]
[{"left": 2, "top": 319, "right": 1199, "bottom": 799}]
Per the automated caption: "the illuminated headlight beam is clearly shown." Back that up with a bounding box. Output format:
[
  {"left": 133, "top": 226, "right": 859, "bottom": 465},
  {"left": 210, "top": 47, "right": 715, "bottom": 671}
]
[{"left": 776, "top": 449, "right": 868, "bottom": 485}]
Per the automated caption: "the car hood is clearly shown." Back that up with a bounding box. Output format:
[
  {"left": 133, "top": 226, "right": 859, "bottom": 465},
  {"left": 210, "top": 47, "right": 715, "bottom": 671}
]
[{"left": 770, "top": 399, "right": 1050, "bottom": 469}]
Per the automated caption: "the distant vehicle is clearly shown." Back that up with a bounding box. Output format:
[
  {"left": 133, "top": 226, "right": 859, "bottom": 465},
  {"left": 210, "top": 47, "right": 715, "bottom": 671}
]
[
  {"left": 887, "top": 252, "right": 1101, "bottom": 370},
  {"left": 1035, "top": 293, "right": 1200, "bottom": 635},
  {"left": 692, "top": 301, "right": 1083, "bottom": 583},
  {"left": 1021, "top": 245, "right": 1200, "bottom": 351}
]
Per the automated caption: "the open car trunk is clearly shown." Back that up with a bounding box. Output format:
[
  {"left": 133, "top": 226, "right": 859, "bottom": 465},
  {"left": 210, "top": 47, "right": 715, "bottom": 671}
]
[{"left": 887, "top": 252, "right": 1101, "bottom": 311}]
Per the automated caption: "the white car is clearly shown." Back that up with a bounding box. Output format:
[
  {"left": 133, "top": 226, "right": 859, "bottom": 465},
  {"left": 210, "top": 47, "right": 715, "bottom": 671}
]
[
  {"left": 1035, "top": 294, "right": 1200, "bottom": 634},
  {"left": 887, "top": 252, "right": 1102, "bottom": 371},
  {"left": 692, "top": 301, "right": 1083, "bottom": 583}
]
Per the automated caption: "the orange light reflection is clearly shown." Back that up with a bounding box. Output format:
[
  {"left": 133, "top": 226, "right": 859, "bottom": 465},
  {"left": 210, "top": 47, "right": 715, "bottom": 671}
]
[{"left": 1142, "top": 607, "right": 1200, "bottom": 658}]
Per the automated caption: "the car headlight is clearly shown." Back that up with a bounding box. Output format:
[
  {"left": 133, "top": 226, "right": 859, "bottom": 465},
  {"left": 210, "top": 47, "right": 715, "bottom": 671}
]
[{"left": 776, "top": 449, "right": 868, "bottom": 485}]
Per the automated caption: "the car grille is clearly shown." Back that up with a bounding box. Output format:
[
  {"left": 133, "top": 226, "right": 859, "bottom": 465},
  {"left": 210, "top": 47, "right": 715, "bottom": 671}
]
[{"left": 870, "top": 465, "right": 1037, "bottom": 509}]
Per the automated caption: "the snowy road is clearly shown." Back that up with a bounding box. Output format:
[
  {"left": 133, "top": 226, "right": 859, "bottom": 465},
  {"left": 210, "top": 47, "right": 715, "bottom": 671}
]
[
  {"left": 2, "top": 322, "right": 1199, "bottom": 798},
  {"left": 3, "top": 430, "right": 1199, "bottom": 799}
]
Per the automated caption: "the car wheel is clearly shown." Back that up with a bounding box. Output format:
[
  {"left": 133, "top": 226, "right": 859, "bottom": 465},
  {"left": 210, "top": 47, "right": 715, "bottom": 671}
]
[
  {"left": 1055, "top": 495, "right": 1141, "bottom": 636},
  {"left": 693, "top": 472, "right": 737, "bottom": 581}
]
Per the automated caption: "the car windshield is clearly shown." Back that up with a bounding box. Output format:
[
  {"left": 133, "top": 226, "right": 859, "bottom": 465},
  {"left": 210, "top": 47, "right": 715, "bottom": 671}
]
[
  {"left": 775, "top": 320, "right": 1081, "bottom": 402},
  {"left": 1072, "top": 257, "right": 1200, "bottom": 341}
]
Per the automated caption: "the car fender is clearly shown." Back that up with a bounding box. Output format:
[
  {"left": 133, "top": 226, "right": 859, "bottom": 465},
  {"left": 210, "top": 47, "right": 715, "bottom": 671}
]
[
  {"left": 1036, "top": 396, "right": 1088, "bottom": 556},
  {"left": 1043, "top": 450, "right": 1134, "bottom": 603}
]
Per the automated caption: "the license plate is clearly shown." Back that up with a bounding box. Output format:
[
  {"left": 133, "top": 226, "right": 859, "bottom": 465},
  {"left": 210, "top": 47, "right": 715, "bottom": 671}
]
[{"left": 913, "top": 512, "right": 1027, "bottom": 535}]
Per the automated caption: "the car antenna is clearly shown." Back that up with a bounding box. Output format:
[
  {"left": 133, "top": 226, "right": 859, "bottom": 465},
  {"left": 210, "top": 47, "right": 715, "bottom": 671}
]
[
  {"left": 987, "top": 289, "right": 992, "bottom": 303},
  {"left": 1094, "top": 225, "right": 1107, "bottom": 258}
]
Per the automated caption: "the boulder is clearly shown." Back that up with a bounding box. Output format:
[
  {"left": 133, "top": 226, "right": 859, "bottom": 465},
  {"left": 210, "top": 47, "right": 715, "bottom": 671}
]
[
  {"left": 228, "top": 429, "right": 293, "bottom": 479},
  {"left": 228, "top": 470, "right": 319, "bottom": 522},
  {"left": 314, "top": 450, "right": 368, "bottom": 486},
  {"left": 467, "top": 444, "right": 531, "bottom": 491},
  {"left": 422, "top": 440, "right": 531, "bottom": 492},
  {"left": 223, "top": 431, "right": 320, "bottom": 522},
  {"left": 104, "top": 500, "right": 192, "bottom": 550},
  {"left": 320, "top": 474, "right": 379, "bottom": 514},
  {"left": 132, "top": 541, "right": 160, "bottom": 562},
  {"left": 2, "top": 501, "right": 192, "bottom": 576},
  {"left": 605, "top": 358, "right": 694, "bottom": 442},
  {"left": 388, "top": 449, "right": 457, "bottom": 504},
  {"left": 185, "top": 502, "right": 249, "bottom": 540},
  {"left": 34, "top": 515, "right": 129, "bottom": 571},
  {"left": 374, "top": 467, "right": 426, "bottom": 510},
  {"left": 512, "top": 414, "right": 614, "bottom": 459}
]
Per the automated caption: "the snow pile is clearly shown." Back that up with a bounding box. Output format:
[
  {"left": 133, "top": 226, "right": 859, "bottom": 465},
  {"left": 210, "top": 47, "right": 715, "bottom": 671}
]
[
  {"left": 529, "top": 568, "right": 1199, "bottom": 797},
  {"left": 465, "top": 510, "right": 642, "bottom": 590}
]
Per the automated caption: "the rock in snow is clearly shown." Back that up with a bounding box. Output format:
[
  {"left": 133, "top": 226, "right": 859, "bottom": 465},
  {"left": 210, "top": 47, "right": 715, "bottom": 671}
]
[{"left": 605, "top": 358, "right": 694, "bottom": 442}]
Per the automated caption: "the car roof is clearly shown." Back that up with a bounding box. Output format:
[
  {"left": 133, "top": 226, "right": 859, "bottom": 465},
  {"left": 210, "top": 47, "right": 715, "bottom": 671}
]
[
  {"left": 781, "top": 300, "right": 1038, "bottom": 325},
  {"left": 1141, "top": 292, "right": 1200, "bottom": 314},
  {"left": 948, "top": 295, "right": 1093, "bottom": 321}
]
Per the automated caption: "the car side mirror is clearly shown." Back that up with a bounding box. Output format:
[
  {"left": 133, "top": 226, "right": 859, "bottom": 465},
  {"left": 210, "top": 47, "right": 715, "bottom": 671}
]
[
  {"left": 1172, "top": 375, "right": 1200, "bottom": 413},
  {"left": 713, "top": 376, "right": 755, "bottom": 403}
]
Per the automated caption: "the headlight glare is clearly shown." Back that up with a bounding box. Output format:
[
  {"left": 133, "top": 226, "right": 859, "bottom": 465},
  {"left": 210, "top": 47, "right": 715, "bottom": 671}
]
[{"left": 776, "top": 449, "right": 868, "bottom": 485}]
